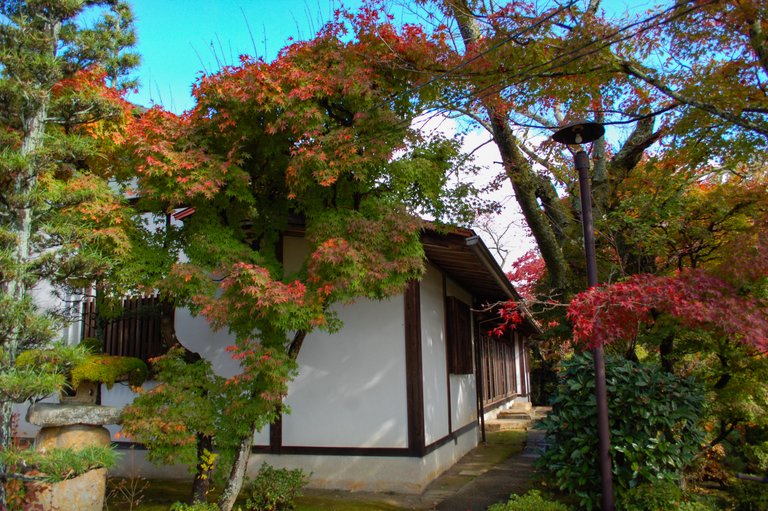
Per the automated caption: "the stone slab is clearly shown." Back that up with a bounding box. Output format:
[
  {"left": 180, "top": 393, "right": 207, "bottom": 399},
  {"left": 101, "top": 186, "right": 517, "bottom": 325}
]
[
  {"left": 36, "top": 425, "right": 111, "bottom": 451},
  {"left": 26, "top": 403, "right": 122, "bottom": 427},
  {"left": 33, "top": 468, "right": 107, "bottom": 511}
]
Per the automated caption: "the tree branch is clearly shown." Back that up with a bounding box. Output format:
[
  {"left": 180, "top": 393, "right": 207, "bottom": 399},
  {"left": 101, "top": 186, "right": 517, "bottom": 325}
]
[
  {"left": 287, "top": 330, "right": 307, "bottom": 359},
  {"left": 748, "top": 14, "right": 768, "bottom": 78},
  {"left": 619, "top": 61, "right": 768, "bottom": 138}
]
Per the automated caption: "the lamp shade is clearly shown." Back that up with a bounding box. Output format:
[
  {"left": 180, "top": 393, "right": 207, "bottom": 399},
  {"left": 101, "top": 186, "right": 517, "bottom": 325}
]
[{"left": 552, "top": 120, "right": 605, "bottom": 145}]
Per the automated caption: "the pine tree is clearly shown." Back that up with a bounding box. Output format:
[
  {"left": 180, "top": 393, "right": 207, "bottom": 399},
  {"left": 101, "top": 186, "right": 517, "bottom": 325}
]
[{"left": 0, "top": 1, "right": 138, "bottom": 503}]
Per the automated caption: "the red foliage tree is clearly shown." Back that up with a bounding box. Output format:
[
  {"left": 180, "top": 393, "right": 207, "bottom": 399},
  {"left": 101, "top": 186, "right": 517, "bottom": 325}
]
[
  {"left": 568, "top": 270, "right": 768, "bottom": 352},
  {"left": 506, "top": 249, "right": 546, "bottom": 301}
]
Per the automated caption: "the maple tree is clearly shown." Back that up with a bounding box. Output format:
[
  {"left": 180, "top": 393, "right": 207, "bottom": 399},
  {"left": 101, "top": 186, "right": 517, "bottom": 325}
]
[
  {"left": 120, "top": 345, "right": 296, "bottom": 504},
  {"left": 568, "top": 270, "right": 768, "bottom": 353},
  {"left": 0, "top": 0, "right": 139, "bottom": 505},
  {"left": 115, "top": 8, "right": 482, "bottom": 509}
]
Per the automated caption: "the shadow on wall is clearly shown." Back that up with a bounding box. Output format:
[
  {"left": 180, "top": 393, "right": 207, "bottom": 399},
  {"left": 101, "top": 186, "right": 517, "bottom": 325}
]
[{"left": 282, "top": 296, "right": 409, "bottom": 449}]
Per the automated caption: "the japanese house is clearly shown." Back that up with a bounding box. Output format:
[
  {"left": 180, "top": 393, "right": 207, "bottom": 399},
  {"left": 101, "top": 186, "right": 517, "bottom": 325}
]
[{"left": 20, "top": 227, "right": 536, "bottom": 493}]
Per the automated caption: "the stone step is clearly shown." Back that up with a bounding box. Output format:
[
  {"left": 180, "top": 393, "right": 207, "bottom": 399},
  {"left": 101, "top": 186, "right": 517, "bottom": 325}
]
[
  {"left": 497, "top": 410, "right": 533, "bottom": 420},
  {"left": 485, "top": 406, "right": 552, "bottom": 432},
  {"left": 497, "top": 405, "right": 551, "bottom": 420},
  {"left": 485, "top": 418, "right": 532, "bottom": 432}
]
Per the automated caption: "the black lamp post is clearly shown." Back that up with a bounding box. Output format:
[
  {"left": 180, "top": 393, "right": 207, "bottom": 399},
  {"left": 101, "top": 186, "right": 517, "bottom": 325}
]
[{"left": 552, "top": 120, "right": 615, "bottom": 511}]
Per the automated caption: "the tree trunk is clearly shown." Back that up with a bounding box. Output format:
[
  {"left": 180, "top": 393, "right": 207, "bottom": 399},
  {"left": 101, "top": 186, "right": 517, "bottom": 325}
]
[
  {"left": 216, "top": 327, "right": 307, "bottom": 510},
  {"left": 160, "top": 298, "right": 181, "bottom": 351},
  {"left": 446, "top": 0, "right": 572, "bottom": 297},
  {"left": 659, "top": 334, "right": 675, "bottom": 373},
  {"left": 191, "top": 434, "right": 214, "bottom": 504},
  {"left": 714, "top": 354, "right": 732, "bottom": 390},
  {"left": 217, "top": 430, "right": 254, "bottom": 511},
  {"left": 489, "top": 111, "right": 571, "bottom": 295},
  {"left": 287, "top": 330, "right": 307, "bottom": 360}
]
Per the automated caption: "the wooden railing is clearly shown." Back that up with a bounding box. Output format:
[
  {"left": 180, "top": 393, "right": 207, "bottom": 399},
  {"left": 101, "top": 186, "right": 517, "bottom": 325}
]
[{"left": 81, "top": 295, "right": 168, "bottom": 363}]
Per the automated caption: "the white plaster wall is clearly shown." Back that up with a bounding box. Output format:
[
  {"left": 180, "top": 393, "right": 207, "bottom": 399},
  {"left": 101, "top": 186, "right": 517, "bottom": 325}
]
[
  {"left": 29, "top": 280, "right": 61, "bottom": 314},
  {"left": 420, "top": 265, "right": 449, "bottom": 445},
  {"left": 513, "top": 331, "right": 523, "bottom": 394},
  {"left": 174, "top": 308, "right": 240, "bottom": 378},
  {"left": 450, "top": 374, "right": 476, "bottom": 429},
  {"left": 255, "top": 424, "right": 478, "bottom": 493},
  {"left": 282, "top": 294, "right": 408, "bottom": 448},
  {"left": 444, "top": 278, "right": 472, "bottom": 308}
]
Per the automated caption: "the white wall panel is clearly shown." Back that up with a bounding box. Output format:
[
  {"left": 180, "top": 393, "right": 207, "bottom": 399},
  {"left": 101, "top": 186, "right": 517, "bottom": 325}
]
[
  {"left": 282, "top": 295, "right": 408, "bottom": 448},
  {"left": 445, "top": 278, "right": 472, "bottom": 306},
  {"left": 175, "top": 308, "right": 240, "bottom": 378},
  {"left": 420, "top": 265, "right": 449, "bottom": 444},
  {"left": 450, "top": 374, "right": 477, "bottom": 430}
]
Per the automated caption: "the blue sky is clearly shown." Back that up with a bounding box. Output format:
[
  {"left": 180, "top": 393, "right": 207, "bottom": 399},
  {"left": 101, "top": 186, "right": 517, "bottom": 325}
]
[
  {"left": 127, "top": 0, "right": 363, "bottom": 112},
  {"left": 125, "top": 0, "right": 645, "bottom": 113}
]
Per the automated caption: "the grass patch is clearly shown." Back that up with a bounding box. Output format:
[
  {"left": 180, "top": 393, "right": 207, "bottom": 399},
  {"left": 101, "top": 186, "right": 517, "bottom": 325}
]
[
  {"left": 107, "top": 480, "right": 415, "bottom": 510},
  {"left": 106, "top": 479, "right": 192, "bottom": 510},
  {"left": 295, "top": 496, "right": 412, "bottom": 510}
]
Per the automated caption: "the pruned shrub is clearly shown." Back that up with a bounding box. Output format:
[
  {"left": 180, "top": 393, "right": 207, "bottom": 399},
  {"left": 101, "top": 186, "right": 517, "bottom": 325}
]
[
  {"left": 536, "top": 353, "right": 704, "bottom": 509},
  {"left": 618, "top": 480, "right": 717, "bottom": 510},
  {"left": 488, "top": 490, "right": 570, "bottom": 510},
  {"left": 243, "top": 463, "right": 308, "bottom": 511},
  {"left": 169, "top": 502, "right": 218, "bottom": 511},
  {"left": 70, "top": 353, "right": 148, "bottom": 388},
  {"left": 618, "top": 480, "right": 683, "bottom": 511},
  {"left": 731, "top": 478, "right": 768, "bottom": 511},
  {"left": 0, "top": 444, "right": 119, "bottom": 494}
]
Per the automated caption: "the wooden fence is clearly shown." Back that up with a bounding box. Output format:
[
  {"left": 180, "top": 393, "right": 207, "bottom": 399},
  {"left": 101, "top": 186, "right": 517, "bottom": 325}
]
[{"left": 81, "top": 295, "right": 167, "bottom": 363}]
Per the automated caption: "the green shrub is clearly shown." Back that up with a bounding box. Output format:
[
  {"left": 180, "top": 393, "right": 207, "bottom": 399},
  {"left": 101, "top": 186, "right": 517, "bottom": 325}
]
[
  {"left": 0, "top": 366, "right": 66, "bottom": 402},
  {"left": 243, "top": 463, "right": 308, "bottom": 511},
  {"left": 731, "top": 479, "right": 768, "bottom": 511},
  {"left": 71, "top": 354, "right": 148, "bottom": 388},
  {"left": 618, "top": 480, "right": 715, "bottom": 510},
  {"left": 488, "top": 490, "right": 570, "bottom": 510},
  {"left": 619, "top": 480, "right": 683, "bottom": 511},
  {"left": 169, "top": 502, "right": 218, "bottom": 511},
  {"left": 536, "top": 353, "right": 704, "bottom": 509},
  {"left": 15, "top": 344, "right": 147, "bottom": 392},
  {"left": 80, "top": 337, "right": 103, "bottom": 353},
  {"left": 679, "top": 501, "right": 720, "bottom": 511}
]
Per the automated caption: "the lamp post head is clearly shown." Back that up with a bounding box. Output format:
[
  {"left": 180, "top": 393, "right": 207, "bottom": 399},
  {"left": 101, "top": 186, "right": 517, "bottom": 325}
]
[{"left": 552, "top": 120, "right": 605, "bottom": 145}]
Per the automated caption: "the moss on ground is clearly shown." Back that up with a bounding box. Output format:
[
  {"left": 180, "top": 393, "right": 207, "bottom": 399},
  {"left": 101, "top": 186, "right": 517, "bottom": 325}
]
[
  {"left": 295, "top": 496, "right": 413, "bottom": 510},
  {"left": 478, "top": 430, "right": 527, "bottom": 464}
]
